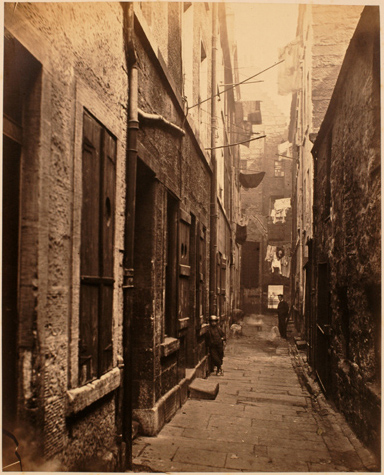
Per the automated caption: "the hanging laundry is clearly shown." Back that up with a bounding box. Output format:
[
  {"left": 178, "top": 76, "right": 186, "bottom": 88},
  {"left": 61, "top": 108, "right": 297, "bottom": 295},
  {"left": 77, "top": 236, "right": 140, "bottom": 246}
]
[
  {"left": 281, "top": 255, "right": 291, "bottom": 278},
  {"left": 276, "top": 247, "right": 285, "bottom": 260},
  {"left": 239, "top": 171, "right": 265, "bottom": 189},
  {"left": 236, "top": 224, "right": 247, "bottom": 245},
  {"left": 275, "top": 197, "right": 291, "bottom": 210},
  {"left": 271, "top": 198, "right": 291, "bottom": 223},
  {"left": 271, "top": 252, "right": 281, "bottom": 274},
  {"left": 265, "top": 245, "right": 276, "bottom": 262},
  {"left": 278, "top": 37, "right": 301, "bottom": 96}
]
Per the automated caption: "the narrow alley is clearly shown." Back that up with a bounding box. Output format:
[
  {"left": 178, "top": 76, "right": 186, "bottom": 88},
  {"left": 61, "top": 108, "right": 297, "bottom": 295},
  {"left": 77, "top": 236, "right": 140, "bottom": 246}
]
[
  {"left": 2, "top": 3, "right": 380, "bottom": 471},
  {"left": 133, "top": 315, "right": 379, "bottom": 472}
]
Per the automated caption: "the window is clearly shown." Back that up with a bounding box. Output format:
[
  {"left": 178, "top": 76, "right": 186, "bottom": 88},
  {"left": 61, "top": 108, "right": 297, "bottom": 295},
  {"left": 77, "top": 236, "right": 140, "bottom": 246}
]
[
  {"left": 220, "top": 256, "right": 227, "bottom": 318},
  {"left": 182, "top": 3, "right": 194, "bottom": 105},
  {"left": 165, "top": 193, "right": 178, "bottom": 337},
  {"left": 79, "top": 111, "right": 116, "bottom": 385},
  {"left": 178, "top": 210, "right": 191, "bottom": 321},
  {"left": 197, "top": 224, "right": 206, "bottom": 324},
  {"left": 274, "top": 160, "right": 285, "bottom": 177},
  {"left": 216, "top": 253, "right": 226, "bottom": 317},
  {"left": 199, "top": 39, "right": 209, "bottom": 146},
  {"left": 268, "top": 285, "right": 283, "bottom": 309}
]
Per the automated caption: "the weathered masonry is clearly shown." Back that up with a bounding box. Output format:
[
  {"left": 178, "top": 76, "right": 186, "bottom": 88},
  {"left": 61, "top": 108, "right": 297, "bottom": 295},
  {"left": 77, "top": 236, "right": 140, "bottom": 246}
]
[
  {"left": 311, "top": 6, "right": 381, "bottom": 461},
  {"left": 286, "top": 4, "right": 363, "bottom": 337},
  {"left": 3, "top": 2, "right": 241, "bottom": 471}
]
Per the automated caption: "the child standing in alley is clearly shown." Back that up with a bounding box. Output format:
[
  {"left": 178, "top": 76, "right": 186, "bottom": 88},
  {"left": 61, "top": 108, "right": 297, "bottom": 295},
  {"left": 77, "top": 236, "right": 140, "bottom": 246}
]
[{"left": 207, "top": 315, "right": 226, "bottom": 376}]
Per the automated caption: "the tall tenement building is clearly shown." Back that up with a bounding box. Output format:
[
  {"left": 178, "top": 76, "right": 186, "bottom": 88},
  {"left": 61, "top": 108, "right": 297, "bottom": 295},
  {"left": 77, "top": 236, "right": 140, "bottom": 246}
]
[{"left": 3, "top": 3, "right": 242, "bottom": 470}]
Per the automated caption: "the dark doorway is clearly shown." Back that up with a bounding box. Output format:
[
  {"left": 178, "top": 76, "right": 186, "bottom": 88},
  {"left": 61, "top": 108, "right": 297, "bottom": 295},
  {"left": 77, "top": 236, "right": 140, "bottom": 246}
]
[
  {"left": 315, "top": 262, "right": 332, "bottom": 395},
  {"left": 133, "top": 159, "right": 156, "bottom": 328},
  {"left": 241, "top": 241, "right": 260, "bottom": 288},
  {"left": 241, "top": 241, "right": 260, "bottom": 313},
  {"left": 2, "top": 34, "right": 41, "bottom": 430},
  {"left": 2, "top": 136, "right": 21, "bottom": 428}
]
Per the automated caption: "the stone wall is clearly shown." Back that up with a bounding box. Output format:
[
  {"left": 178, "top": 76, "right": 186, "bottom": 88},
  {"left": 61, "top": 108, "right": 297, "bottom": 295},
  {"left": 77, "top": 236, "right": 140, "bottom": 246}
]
[
  {"left": 132, "top": 3, "right": 212, "bottom": 435},
  {"left": 312, "top": 6, "right": 380, "bottom": 459},
  {"left": 4, "top": 2, "right": 128, "bottom": 470},
  {"left": 289, "top": 4, "right": 363, "bottom": 345},
  {"left": 311, "top": 5, "right": 364, "bottom": 131}
]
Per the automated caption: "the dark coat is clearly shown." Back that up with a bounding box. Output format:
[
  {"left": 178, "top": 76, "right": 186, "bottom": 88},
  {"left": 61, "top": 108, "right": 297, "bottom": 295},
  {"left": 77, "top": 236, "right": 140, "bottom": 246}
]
[
  {"left": 277, "top": 300, "right": 289, "bottom": 318},
  {"left": 207, "top": 325, "right": 226, "bottom": 348}
]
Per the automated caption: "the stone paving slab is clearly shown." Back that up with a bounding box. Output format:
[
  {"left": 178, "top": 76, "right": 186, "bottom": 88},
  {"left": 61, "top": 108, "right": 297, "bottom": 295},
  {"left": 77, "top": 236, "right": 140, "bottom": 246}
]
[
  {"left": 137, "top": 443, "right": 178, "bottom": 462},
  {"left": 251, "top": 425, "right": 324, "bottom": 443},
  {"left": 156, "top": 425, "right": 185, "bottom": 438},
  {"left": 184, "top": 400, "right": 246, "bottom": 415},
  {"left": 132, "top": 313, "right": 379, "bottom": 472},
  {"left": 307, "top": 462, "right": 350, "bottom": 472},
  {"left": 258, "top": 435, "right": 332, "bottom": 452},
  {"left": 238, "top": 393, "right": 308, "bottom": 407},
  {"left": 156, "top": 435, "right": 261, "bottom": 457},
  {"left": 170, "top": 411, "right": 211, "bottom": 429},
  {"left": 243, "top": 406, "right": 284, "bottom": 421},
  {"left": 225, "top": 454, "right": 309, "bottom": 472},
  {"left": 250, "top": 417, "right": 323, "bottom": 435},
  {"left": 172, "top": 446, "right": 227, "bottom": 468},
  {"left": 207, "top": 412, "right": 253, "bottom": 427},
  {"left": 327, "top": 449, "right": 366, "bottom": 470},
  {"left": 267, "top": 445, "right": 331, "bottom": 463},
  {"left": 181, "top": 427, "right": 261, "bottom": 446},
  {"left": 134, "top": 457, "right": 236, "bottom": 472}
]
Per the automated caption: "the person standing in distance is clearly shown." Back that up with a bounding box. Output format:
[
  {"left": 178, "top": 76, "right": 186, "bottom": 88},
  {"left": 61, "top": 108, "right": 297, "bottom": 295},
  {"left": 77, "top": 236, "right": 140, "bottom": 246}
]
[
  {"left": 207, "top": 315, "right": 226, "bottom": 375},
  {"left": 277, "top": 294, "right": 289, "bottom": 339}
]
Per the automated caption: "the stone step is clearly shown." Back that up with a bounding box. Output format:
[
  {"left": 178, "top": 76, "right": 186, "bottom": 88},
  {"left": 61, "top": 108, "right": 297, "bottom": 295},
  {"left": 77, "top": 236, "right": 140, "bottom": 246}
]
[
  {"left": 132, "top": 420, "right": 140, "bottom": 439},
  {"left": 189, "top": 378, "right": 219, "bottom": 400},
  {"left": 296, "top": 339, "right": 307, "bottom": 350}
]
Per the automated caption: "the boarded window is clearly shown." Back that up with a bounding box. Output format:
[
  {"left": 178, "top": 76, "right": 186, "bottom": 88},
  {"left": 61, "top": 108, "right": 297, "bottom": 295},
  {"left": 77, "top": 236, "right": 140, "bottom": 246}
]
[
  {"left": 165, "top": 194, "right": 178, "bottom": 337},
  {"left": 216, "top": 252, "right": 226, "bottom": 318},
  {"left": 196, "top": 224, "right": 206, "bottom": 324},
  {"left": 178, "top": 210, "right": 191, "bottom": 320},
  {"left": 79, "top": 111, "right": 116, "bottom": 385},
  {"left": 220, "top": 256, "right": 227, "bottom": 318}
]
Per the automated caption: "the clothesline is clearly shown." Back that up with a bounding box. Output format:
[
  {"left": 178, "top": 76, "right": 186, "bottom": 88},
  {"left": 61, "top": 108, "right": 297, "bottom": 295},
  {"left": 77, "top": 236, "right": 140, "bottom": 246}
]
[{"left": 265, "top": 244, "right": 292, "bottom": 279}]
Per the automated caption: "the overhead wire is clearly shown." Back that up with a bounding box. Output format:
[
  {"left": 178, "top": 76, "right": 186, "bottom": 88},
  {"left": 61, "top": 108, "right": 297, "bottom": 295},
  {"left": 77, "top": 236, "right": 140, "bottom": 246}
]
[
  {"left": 205, "top": 134, "right": 266, "bottom": 151},
  {"left": 187, "top": 59, "right": 284, "bottom": 111}
]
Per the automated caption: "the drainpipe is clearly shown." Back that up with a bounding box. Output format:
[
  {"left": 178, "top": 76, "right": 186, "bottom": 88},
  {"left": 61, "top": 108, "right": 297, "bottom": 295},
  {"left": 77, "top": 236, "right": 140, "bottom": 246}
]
[
  {"left": 209, "top": 3, "right": 218, "bottom": 316},
  {"left": 122, "top": 2, "right": 138, "bottom": 470},
  {"left": 138, "top": 109, "right": 185, "bottom": 136}
]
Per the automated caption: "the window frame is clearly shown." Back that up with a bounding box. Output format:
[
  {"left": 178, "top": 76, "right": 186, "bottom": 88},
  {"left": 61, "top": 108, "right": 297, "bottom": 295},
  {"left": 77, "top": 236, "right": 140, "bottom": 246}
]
[
  {"left": 79, "top": 110, "right": 117, "bottom": 386},
  {"left": 70, "top": 83, "right": 123, "bottom": 391}
]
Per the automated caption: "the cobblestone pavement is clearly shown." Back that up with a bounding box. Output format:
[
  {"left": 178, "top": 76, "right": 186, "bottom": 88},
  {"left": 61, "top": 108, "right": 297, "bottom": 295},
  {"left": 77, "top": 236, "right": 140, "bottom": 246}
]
[{"left": 132, "top": 314, "right": 379, "bottom": 472}]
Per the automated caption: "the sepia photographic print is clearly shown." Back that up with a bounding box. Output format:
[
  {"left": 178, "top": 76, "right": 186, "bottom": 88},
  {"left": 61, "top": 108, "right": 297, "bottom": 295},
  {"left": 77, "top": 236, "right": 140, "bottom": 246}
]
[{"left": 2, "top": 0, "right": 381, "bottom": 472}]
